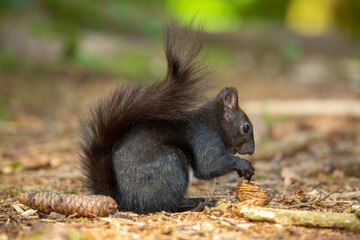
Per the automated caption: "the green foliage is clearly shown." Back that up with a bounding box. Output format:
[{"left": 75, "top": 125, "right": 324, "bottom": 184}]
[
  {"left": 166, "top": 0, "right": 291, "bottom": 31},
  {"left": 235, "top": 0, "right": 291, "bottom": 21},
  {"left": 0, "top": 48, "right": 20, "bottom": 73},
  {"left": 110, "top": 53, "right": 151, "bottom": 80},
  {"left": 0, "top": 99, "right": 13, "bottom": 120},
  {"left": 73, "top": 49, "right": 153, "bottom": 81},
  {"left": 0, "top": 0, "right": 32, "bottom": 11},
  {"left": 39, "top": 0, "right": 164, "bottom": 36},
  {"left": 0, "top": 0, "right": 359, "bottom": 88},
  {"left": 202, "top": 45, "right": 237, "bottom": 68},
  {"left": 166, "top": 0, "right": 241, "bottom": 32},
  {"left": 10, "top": 161, "right": 22, "bottom": 168},
  {"left": 333, "top": 0, "right": 360, "bottom": 39},
  {"left": 2, "top": 0, "right": 360, "bottom": 38}
]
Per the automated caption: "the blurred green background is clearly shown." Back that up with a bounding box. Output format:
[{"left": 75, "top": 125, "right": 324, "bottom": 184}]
[{"left": 0, "top": 0, "right": 360, "bottom": 122}]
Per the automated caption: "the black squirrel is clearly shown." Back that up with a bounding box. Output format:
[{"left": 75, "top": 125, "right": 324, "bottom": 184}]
[{"left": 80, "top": 21, "right": 255, "bottom": 214}]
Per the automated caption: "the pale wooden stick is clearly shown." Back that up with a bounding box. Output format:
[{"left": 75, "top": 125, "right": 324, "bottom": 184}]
[{"left": 240, "top": 206, "right": 360, "bottom": 232}]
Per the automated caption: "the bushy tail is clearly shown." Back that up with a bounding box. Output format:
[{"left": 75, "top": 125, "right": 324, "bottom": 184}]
[{"left": 80, "top": 20, "right": 208, "bottom": 199}]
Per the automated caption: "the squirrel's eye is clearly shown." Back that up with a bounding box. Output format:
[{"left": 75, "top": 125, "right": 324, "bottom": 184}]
[{"left": 242, "top": 124, "right": 250, "bottom": 134}]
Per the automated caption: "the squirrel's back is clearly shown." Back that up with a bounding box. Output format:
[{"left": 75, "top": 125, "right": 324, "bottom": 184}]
[{"left": 80, "top": 20, "right": 208, "bottom": 200}]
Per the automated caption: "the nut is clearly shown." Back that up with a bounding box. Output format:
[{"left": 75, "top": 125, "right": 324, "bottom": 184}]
[{"left": 235, "top": 180, "right": 272, "bottom": 206}]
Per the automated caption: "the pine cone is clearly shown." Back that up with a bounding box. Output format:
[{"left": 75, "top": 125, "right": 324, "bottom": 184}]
[{"left": 17, "top": 192, "right": 118, "bottom": 217}]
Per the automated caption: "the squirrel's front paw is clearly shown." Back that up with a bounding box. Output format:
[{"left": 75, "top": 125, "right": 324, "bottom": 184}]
[{"left": 236, "top": 159, "right": 255, "bottom": 181}]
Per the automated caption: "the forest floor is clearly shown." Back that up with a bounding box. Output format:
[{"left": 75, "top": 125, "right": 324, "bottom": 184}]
[{"left": 1, "top": 34, "right": 360, "bottom": 239}]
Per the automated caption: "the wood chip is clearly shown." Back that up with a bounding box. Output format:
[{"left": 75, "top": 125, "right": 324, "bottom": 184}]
[
  {"left": 12, "top": 204, "right": 24, "bottom": 213},
  {"left": 21, "top": 209, "right": 37, "bottom": 217}
]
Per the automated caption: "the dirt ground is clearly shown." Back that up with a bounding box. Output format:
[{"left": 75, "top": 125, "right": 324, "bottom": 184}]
[{"left": 1, "top": 50, "right": 360, "bottom": 239}]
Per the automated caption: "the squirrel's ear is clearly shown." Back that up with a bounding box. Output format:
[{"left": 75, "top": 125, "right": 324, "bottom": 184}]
[{"left": 222, "top": 87, "right": 238, "bottom": 121}]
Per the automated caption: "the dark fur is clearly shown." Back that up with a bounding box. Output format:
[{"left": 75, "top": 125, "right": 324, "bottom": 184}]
[{"left": 80, "top": 21, "right": 255, "bottom": 214}]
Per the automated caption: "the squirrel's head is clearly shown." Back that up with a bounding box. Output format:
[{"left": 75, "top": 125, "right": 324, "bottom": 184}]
[{"left": 220, "top": 87, "right": 255, "bottom": 156}]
